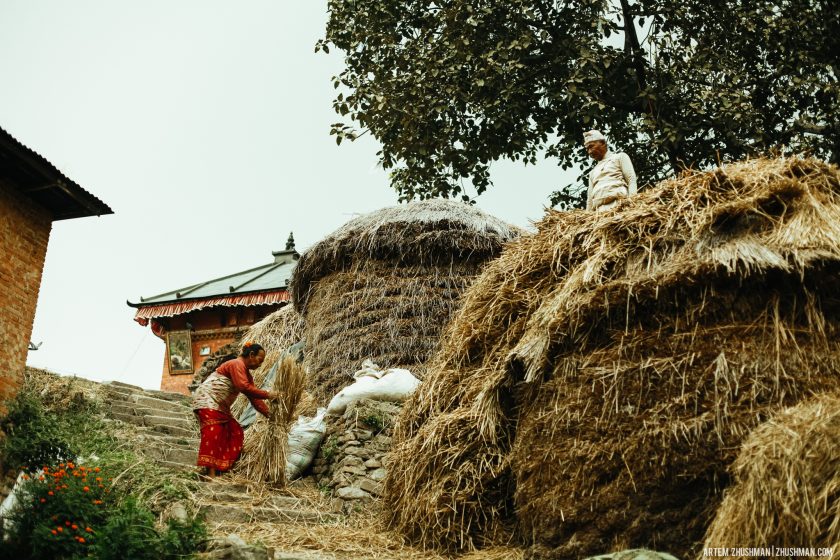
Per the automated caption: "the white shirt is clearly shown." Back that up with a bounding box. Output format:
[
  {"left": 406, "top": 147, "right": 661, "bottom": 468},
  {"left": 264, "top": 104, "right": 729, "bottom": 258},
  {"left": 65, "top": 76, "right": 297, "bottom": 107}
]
[{"left": 586, "top": 151, "right": 637, "bottom": 211}]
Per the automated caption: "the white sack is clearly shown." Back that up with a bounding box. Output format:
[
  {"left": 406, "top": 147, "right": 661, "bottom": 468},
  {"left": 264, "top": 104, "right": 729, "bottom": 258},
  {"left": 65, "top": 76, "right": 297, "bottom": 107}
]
[
  {"left": 326, "top": 360, "right": 420, "bottom": 415},
  {"left": 285, "top": 408, "right": 327, "bottom": 480}
]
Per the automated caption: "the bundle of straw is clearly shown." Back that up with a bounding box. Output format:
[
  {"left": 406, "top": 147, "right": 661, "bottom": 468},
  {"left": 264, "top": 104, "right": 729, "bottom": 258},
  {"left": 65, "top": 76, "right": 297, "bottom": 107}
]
[
  {"left": 230, "top": 305, "right": 305, "bottom": 419},
  {"left": 236, "top": 355, "right": 306, "bottom": 486}
]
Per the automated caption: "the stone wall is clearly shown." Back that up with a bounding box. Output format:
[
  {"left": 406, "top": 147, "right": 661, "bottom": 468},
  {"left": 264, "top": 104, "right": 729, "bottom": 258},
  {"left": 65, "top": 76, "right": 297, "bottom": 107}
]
[
  {"left": 310, "top": 399, "right": 400, "bottom": 512},
  {"left": 0, "top": 179, "right": 52, "bottom": 411}
]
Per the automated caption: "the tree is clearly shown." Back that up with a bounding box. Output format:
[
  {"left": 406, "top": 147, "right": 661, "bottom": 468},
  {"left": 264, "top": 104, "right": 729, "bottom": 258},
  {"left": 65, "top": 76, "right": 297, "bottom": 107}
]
[{"left": 318, "top": 0, "right": 839, "bottom": 207}]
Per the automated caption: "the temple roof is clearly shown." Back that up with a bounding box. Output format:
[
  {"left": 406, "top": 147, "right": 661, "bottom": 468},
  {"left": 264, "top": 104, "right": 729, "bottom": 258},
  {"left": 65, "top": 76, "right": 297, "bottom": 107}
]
[
  {"left": 128, "top": 242, "right": 299, "bottom": 323},
  {"left": 0, "top": 125, "right": 113, "bottom": 220}
]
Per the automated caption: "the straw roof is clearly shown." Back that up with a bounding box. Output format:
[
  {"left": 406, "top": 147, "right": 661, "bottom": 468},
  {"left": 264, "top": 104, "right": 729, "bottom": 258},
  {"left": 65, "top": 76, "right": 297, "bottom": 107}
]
[
  {"left": 291, "top": 199, "right": 522, "bottom": 313},
  {"left": 384, "top": 157, "right": 840, "bottom": 556},
  {"left": 704, "top": 391, "right": 840, "bottom": 556}
]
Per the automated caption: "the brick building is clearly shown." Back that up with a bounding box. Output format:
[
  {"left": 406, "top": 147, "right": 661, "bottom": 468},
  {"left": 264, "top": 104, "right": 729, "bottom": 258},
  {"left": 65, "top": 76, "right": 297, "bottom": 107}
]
[
  {"left": 0, "top": 126, "right": 112, "bottom": 408},
  {"left": 128, "top": 237, "right": 298, "bottom": 395}
]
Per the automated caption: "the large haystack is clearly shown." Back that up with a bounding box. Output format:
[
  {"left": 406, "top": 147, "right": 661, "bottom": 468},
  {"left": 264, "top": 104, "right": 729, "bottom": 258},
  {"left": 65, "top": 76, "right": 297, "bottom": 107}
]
[
  {"left": 704, "top": 391, "right": 840, "bottom": 556},
  {"left": 290, "top": 199, "right": 521, "bottom": 404},
  {"left": 384, "top": 158, "right": 840, "bottom": 558}
]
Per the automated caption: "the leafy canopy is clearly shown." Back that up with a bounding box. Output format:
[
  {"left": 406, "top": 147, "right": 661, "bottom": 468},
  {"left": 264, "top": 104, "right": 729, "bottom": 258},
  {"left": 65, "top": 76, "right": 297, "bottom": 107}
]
[{"left": 318, "top": 0, "right": 839, "bottom": 207}]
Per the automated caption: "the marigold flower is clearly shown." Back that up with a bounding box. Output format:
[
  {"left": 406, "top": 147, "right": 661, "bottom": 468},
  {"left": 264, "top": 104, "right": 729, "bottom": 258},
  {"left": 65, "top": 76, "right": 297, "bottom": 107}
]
[
  {"left": 83, "top": 486, "right": 90, "bottom": 492},
  {"left": 85, "top": 527, "right": 93, "bottom": 533},
  {"left": 48, "top": 491, "right": 53, "bottom": 496},
  {"left": 71, "top": 524, "right": 78, "bottom": 530},
  {"left": 78, "top": 537, "right": 86, "bottom": 543},
  {"left": 95, "top": 477, "right": 102, "bottom": 482},
  {"left": 57, "top": 527, "right": 63, "bottom": 533},
  {"left": 51, "top": 530, "right": 57, "bottom": 535},
  {"left": 40, "top": 498, "right": 46, "bottom": 503},
  {"left": 93, "top": 467, "right": 100, "bottom": 472},
  {"left": 65, "top": 521, "right": 71, "bottom": 526}
]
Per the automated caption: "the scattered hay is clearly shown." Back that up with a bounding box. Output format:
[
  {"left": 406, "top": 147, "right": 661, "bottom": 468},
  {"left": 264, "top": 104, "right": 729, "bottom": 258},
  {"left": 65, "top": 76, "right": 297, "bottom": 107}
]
[
  {"left": 385, "top": 157, "right": 840, "bottom": 556},
  {"left": 205, "top": 479, "right": 524, "bottom": 560},
  {"left": 230, "top": 305, "right": 305, "bottom": 419},
  {"left": 236, "top": 356, "right": 306, "bottom": 485},
  {"left": 704, "top": 391, "right": 840, "bottom": 556},
  {"left": 290, "top": 199, "right": 521, "bottom": 404},
  {"left": 23, "top": 367, "right": 104, "bottom": 412}
]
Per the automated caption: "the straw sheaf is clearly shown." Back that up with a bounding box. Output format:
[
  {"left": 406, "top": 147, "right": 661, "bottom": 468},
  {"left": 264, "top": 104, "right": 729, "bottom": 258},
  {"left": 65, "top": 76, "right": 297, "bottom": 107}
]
[
  {"left": 236, "top": 355, "right": 307, "bottom": 485},
  {"left": 291, "top": 199, "right": 523, "bottom": 314},
  {"left": 704, "top": 391, "right": 840, "bottom": 558},
  {"left": 230, "top": 305, "right": 305, "bottom": 420},
  {"left": 384, "top": 157, "right": 840, "bottom": 555}
]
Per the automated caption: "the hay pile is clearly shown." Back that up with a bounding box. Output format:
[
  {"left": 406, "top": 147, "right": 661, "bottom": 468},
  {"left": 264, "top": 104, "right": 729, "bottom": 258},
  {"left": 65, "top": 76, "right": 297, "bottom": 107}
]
[
  {"left": 290, "top": 199, "right": 521, "bottom": 404},
  {"left": 704, "top": 391, "right": 840, "bottom": 555},
  {"left": 230, "top": 305, "right": 305, "bottom": 419},
  {"left": 384, "top": 157, "right": 840, "bottom": 557},
  {"left": 236, "top": 355, "right": 306, "bottom": 485}
]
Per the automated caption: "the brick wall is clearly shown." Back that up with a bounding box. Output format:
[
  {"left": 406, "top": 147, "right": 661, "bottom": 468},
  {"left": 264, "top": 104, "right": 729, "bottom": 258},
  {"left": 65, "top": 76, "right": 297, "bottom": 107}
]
[{"left": 0, "top": 179, "right": 53, "bottom": 409}]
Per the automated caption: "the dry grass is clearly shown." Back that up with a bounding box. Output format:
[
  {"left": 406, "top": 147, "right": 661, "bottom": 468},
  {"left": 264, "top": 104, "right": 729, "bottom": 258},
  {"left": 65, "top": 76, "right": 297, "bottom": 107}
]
[
  {"left": 384, "top": 157, "right": 840, "bottom": 557},
  {"left": 203, "top": 478, "right": 523, "bottom": 560},
  {"left": 289, "top": 199, "right": 521, "bottom": 405},
  {"left": 230, "top": 305, "right": 305, "bottom": 419},
  {"left": 236, "top": 356, "right": 306, "bottom": 485},
  {"left": 704, "top": 391, "right": 840, "bottom": 557}
]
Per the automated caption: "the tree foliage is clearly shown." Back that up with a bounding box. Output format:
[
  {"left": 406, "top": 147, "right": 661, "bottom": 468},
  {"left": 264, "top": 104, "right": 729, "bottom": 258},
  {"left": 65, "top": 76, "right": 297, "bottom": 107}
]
[{"left": 318, "top": 0, "right": 839, "bottom": 206}]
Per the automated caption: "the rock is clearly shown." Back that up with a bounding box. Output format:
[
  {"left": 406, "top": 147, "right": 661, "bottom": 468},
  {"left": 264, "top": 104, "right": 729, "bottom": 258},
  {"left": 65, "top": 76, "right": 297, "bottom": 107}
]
[
  {"left": 340, "top": 465, "right": 367, "bottom": 476},
  {"left": 166, "top": 502, "right": 190, "bottom": 523},
  {"left": 368, "top": 468, "right": 387, "bottom": 482},
  {"left": 205, "top": 534, "right": 271, "bottom": 560},
  {"left": 358, "top": 479, "right": 383, "bottom": 497},
  {"left": 336, "top": 487, "right": 371, "bottom": 500},
  {"left": 585, "top": 550, "right": 681, "bottom": 560},
  {"left": 363, "top": 458, "right": 381, "bottom": 469},
  {"left": 356, "top": 430, "right": 373, "bottom": 441}
]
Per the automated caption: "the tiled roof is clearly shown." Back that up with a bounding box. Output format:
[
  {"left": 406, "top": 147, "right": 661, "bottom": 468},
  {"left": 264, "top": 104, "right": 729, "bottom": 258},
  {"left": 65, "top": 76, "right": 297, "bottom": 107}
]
[{"left": 0, "top": 125, "right": 113, "bottom": 220}]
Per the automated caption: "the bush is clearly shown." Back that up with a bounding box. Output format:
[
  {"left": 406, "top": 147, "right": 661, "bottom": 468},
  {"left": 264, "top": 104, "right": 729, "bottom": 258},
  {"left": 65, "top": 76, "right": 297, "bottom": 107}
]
[
  {"left": 0, "top": 392, "right": 75, "bottom": 469},
  {"left": 1, "top": 462, "right": 113, "bottom": 559},
  {"left": 1, "top": 462, "right": 206, "bottom": 560}
]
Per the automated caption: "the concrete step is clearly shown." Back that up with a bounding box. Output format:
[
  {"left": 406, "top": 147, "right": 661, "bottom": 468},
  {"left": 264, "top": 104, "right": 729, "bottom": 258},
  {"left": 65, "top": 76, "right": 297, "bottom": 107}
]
[
  {"left": 199, "top": 503, "right": 339, "bottom": 525},
  {"left": 109, "top": 412, "right": 146, "bottom": 426}
]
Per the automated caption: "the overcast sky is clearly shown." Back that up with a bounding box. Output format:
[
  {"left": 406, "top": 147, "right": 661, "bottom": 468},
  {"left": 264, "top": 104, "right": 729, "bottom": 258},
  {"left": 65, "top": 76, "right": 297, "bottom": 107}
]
[{"left": 1, "top": 1, "right": 577, "bottom": 390}]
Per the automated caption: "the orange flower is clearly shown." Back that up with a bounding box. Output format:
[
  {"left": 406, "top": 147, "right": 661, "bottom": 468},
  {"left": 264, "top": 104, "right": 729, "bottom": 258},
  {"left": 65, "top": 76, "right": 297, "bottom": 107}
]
[
  {"left": 65, "top": 521, "right": 71, "bottom": 526},
  {"left": 57, "top": 527, "right": 63, "bottom": 533},
  {"left": 93, "top": 467, "right": 100, "bottom": 472},
  {"left": 71, "top": 524, "right": 78, "bottom": 530},
  {"left": 95, "top": 477, "right": 102, "bottom": 482},
  {"left": 83, "top": 486, "right": 90, "bottom": 492},
  {"left": 48, "top": 491, "right": 54, "bottom": 496},
  {"left": 77, "top": 537, "right": 86, "bottom": 543},
  {"left": 85, "top": 527, "right": 93, "bottom": 533},
  {"left": 51, "top": 530, "right": 57, "bottom": 536},
  {"left": 40, "top": 498, "right": 46, "bottom": 503}
]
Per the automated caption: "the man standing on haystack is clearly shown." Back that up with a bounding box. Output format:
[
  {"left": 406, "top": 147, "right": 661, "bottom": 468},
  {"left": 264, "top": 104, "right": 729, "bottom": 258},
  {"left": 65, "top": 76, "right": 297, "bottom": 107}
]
[{"left": 584, "top": 130, "right": 637, "bottom": 211}]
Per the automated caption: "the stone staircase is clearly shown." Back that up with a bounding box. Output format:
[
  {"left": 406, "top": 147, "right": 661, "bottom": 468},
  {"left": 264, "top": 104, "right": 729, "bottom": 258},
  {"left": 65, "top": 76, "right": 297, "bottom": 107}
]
[{"left": 102, "top": 380, "right": 200, "bottom": 470}]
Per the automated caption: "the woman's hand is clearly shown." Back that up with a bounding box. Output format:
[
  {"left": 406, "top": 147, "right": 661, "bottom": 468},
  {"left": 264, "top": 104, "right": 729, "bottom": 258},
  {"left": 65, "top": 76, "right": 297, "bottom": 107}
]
[{"left": 266, "top": 391, "right": 281, "bottom": 402}]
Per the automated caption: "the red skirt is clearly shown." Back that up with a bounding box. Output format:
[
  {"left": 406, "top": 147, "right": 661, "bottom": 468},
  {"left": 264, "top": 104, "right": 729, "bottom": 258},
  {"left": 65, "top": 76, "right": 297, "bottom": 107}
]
[{"left": 196, "top": 409, "right": 244, "bottom": 472}]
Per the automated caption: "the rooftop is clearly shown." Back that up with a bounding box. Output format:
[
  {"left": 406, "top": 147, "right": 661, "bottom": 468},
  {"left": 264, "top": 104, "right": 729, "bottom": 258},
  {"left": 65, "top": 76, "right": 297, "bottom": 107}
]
[
  {"left": 0, "top": 125, "right": 113, "bottom": 220},
  {"left": 128, "top": 235, "right": 299, "bottom": 323}
]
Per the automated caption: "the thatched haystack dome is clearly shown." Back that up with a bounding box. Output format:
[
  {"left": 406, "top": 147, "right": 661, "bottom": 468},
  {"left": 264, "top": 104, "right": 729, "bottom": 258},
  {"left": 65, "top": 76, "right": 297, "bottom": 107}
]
[
  {"left": 704, "top": 391, "right": 840, "bottom": 555},
  {"left": 290, "top": 199, "right": 521, "bottom": 404},
  {"left": 383, "top": 158, "right": 840, "bottom": 557}
]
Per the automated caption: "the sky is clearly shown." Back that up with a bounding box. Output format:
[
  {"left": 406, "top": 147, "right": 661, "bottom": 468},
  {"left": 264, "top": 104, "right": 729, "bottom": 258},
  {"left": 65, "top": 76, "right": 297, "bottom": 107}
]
[{"left": 0, "top": 1, "right": 577, "bottom": 390}]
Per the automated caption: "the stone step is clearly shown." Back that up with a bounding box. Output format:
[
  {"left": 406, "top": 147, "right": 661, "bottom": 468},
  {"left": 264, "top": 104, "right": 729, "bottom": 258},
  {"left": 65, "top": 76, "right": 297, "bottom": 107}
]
[
  {"left": 109, "top": 412, "right": 146, "bottom": 426},
  {"left": 151, "top": 423, "right": 197, "bottom": 438},
  {"left": 133, "top": 431, "right": 199, "bottom": 449},
  {"left": 106, "top": 381, "right": 191, "bottom": 404},
  {"left": 146, "top": 445, "right": 198, "bottom": 465},
  {"left": 144, "top": 414, "right": 195, "bottom": 431},
  {"left": 112, "top": 404, "right": 190, "bottom": 423},
  {"left": 199, "top": 503, "right": 339, "bottom": 525},
  {"left": 157, "top": 459, "right": 196, "bottom": 471}
]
